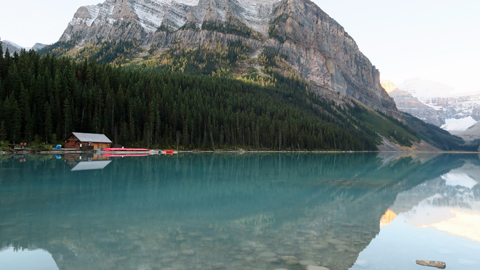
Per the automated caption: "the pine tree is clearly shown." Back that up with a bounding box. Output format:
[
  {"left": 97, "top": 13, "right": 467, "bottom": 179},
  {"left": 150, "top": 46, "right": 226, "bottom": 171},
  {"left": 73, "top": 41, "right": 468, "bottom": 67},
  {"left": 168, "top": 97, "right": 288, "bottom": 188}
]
[
  {"left": 63, "top": 98, "right": 73, "bottom": 138},
  {"left": 11, "top": 100, "right": 21, "bottom": 144},
  {"left": 0, "top": 42, "right": 5, "bottom": 78},
  {"left": 0, "top": 121, "right": 6, "bottom": 142},
  {"left": 44, "top": 102, "right": 52, "bottom": 143}
]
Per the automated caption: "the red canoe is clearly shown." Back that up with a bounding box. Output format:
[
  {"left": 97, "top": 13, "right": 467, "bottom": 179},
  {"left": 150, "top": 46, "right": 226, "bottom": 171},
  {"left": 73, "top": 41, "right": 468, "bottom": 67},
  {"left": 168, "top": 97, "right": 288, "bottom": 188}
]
[{"left": 102, "top": 148, "right": 152, "bottom": 152}]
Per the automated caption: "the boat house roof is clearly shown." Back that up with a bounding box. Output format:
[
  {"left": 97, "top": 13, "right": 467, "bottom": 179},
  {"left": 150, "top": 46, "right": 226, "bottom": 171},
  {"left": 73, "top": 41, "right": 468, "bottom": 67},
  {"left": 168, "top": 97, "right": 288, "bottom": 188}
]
[
  {"left": 71, "top": 160, "right": 112, "bottom": 171},
  {"left": 69, "top": 132, "right": 112, "bottom": 143}
]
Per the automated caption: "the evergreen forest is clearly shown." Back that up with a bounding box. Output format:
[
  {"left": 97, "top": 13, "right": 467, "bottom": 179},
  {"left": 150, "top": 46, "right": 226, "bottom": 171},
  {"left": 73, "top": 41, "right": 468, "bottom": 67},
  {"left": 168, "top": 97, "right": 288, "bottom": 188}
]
[{"left": 0, "top": 43, "right": 475, "bottom": 151}]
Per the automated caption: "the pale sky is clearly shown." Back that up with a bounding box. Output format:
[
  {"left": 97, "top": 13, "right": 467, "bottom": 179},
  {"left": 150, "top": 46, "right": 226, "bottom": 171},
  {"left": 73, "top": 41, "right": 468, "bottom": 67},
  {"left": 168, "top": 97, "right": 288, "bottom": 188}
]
[{"left": 1, "top": 0, "right": 479, "bottom": 93}]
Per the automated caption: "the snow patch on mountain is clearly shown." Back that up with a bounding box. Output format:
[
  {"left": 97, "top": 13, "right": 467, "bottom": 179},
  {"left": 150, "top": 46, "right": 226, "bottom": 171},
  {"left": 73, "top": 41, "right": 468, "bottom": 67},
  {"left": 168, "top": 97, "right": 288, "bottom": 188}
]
[
  {"left": 175, "top": 0, "right": 199, "bottom": 6},
  {"left": 441, "top": 117, "right": 477, "bottom": 132},
  {"left": 235, "top": 0, "right": 281, "bottom": 33},
  {"left": 67, "top": 0, "right": 281, "bottom": 34},
  {"left": 390, "top": 77, "right": 480, "bottom": 130},
  {"left": 87, "top": 6, "right": 101, "bottom": 27},
  {"left": 133, "top": 0, "right": 169, "bottom": 32},
  {"left": 424, "top": 103, "right": 443, "bottom": 111}
]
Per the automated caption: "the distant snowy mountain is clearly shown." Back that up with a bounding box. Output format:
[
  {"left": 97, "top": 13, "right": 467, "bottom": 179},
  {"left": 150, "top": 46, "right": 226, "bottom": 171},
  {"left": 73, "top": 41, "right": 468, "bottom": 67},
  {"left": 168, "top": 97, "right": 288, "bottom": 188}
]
[
  {"left": 1, "top": 40, "right": 24, "bottom": 54},
  {"left": 382, "top": 80, "right": 445, "bottom": 126},
  {"left": 388, "top": 78, "right": 480, "bottom": 133},
  {"left": 31, "top": 43, "right": 48, "bottom": 51},
  {"left": 451, "top": 122, "right": 480, "bottom": 143},
  {"left": 397, "top": 78, "right": 456, "bottom": 99},
  {"left": 1, "top": 39, "right": 49, "bottom": 54}
]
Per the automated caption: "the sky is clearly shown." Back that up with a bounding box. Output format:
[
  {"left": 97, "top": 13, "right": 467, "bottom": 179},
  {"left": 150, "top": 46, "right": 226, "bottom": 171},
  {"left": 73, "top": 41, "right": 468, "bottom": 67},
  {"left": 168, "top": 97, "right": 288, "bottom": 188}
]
[
  {"left": 1, "top": 0, "right": 479, "bottom": 93},
  {"left": 312, "top": 0, "right": 480, "bottom": 94}
]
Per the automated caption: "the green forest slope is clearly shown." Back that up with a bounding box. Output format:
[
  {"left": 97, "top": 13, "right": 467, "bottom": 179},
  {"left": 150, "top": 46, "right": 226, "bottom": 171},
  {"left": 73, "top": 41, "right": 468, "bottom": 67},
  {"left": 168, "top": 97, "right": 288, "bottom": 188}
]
[{"left": 0, "top": 45, "right": 476, "bottom": 151}]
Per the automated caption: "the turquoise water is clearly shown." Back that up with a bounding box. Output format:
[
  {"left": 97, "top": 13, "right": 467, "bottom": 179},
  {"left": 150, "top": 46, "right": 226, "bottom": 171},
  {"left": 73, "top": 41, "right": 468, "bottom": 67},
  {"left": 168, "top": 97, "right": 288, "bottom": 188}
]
[{"left": 0, "top": 153, "right": 479, "bottom": 270}]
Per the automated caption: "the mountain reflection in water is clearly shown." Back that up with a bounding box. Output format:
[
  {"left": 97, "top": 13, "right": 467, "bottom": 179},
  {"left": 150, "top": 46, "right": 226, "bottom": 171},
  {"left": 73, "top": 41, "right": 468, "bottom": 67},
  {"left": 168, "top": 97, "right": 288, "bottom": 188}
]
[{"left": 0, "top": 153, "right": 479, "bottom": 270}]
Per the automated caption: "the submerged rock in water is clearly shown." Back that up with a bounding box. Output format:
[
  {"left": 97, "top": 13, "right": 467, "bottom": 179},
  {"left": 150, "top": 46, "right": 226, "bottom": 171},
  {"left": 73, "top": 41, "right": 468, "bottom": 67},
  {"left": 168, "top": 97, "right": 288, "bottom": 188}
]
[
  {"left": 299, "top": 260, "right": 318, "bottom": 266},
  {"left": 280, "top": 256, "right": 297, "bottom": 261},
  {"left": 181, "top": 250, "right": 195, "bottom": 255},
  {"left": 416, "top": 260, "right": 446, "bottom": 269},
  {"left": 259, "top": 251, "right": 276, "bottom": 258},
  {"left": 306, "top": 266, "right": 330, "bottom": 270}
]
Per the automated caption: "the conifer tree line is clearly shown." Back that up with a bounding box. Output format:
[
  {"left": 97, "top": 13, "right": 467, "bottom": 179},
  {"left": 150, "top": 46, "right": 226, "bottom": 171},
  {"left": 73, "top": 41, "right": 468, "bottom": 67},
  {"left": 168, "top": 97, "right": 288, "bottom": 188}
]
[{"left": 0, "top": 45, "right": 387, "bottom": 151}]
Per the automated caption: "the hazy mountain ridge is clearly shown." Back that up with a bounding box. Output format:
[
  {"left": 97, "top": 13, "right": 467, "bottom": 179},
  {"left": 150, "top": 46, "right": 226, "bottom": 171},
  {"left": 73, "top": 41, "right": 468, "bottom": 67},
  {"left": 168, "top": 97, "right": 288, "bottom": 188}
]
[
  {"left": 398, "top": 78, "right": 480, "bottom": 122},
  {"left": 383, "top": 79, "right": 480, "bottom": 134},
  {"left": 1, "top": 39, "right": 48, "bottom": 54},
  {"left": 386, "top": 88, "right": 445, "bottom": 127},
  {"left": 50, "top": 0, "right": 397, "bottom": 114},
  {"left": 0, "top": 40, "right": 23, "bottom": 54},
  {"left": 451, "top": 122, "right": 480, "bottom": 144}
]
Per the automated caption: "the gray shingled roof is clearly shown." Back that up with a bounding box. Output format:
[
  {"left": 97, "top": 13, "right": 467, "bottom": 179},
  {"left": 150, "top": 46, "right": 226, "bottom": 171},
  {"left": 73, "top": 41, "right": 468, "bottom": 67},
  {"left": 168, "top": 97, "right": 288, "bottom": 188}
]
[{"left": 72, "top": 132, "right": 112, "bottom": 143}]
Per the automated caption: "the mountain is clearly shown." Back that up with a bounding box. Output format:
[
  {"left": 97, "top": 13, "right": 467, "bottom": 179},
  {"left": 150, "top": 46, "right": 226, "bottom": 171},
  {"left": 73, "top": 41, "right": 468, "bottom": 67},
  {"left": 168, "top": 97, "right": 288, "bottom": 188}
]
[
  {"left": 380, "top": 79, "right": 397, "bottom": 94},
  {"left": 0, "top": 40, "right": 49, "bottom": 54},
  {"left": 383, "top": 81, "right": 479, "bottom": 150},
  {"left": 451, "top": 122, "right": 480, "bottom": 144},
  {"left": 42, "top": 0, "right": 397, "bottom": 114},
  {"left": 397, "top": 78, "right": 480, "bottom": 124},
  {"left": 431, "top": 94, "right": 480, "bottom": 121},
  {"left": 385, "top": 78, "right": 480, "bottom": 130},
  {"left": 381, "top": 80, "right": 445, "bottom": 127},
  {"left": 29, "top": 0, "right": 479, "bottom": 151},
  {"left": 0, "top": 40, "right": 24, "bottom": 54},
  {"left": 31, "top": 43, "right": 48, "bottom": 51}
]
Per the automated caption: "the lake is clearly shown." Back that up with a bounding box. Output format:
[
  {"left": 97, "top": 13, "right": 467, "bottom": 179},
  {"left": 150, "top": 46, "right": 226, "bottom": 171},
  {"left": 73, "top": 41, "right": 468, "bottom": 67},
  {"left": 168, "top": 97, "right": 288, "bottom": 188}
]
[{"left": 1, "top": 153, "right": 479, "bottom": 270}]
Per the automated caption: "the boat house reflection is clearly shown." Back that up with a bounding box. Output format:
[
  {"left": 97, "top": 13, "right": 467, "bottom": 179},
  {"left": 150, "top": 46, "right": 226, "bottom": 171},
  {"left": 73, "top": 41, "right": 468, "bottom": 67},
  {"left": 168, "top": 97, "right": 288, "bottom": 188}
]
[{"left": 64, "top": 153, "right": 111, "bottom": 171}]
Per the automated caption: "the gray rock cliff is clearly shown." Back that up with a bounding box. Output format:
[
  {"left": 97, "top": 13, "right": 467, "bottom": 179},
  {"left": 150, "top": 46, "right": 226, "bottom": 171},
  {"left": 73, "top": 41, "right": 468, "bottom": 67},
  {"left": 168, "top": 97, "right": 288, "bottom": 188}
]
[
  {"left": 59, "top": 0, "right": 397, "bottom": 113},
  {"left": 388, "top": 88, "right": 445, "bottom": 127}
]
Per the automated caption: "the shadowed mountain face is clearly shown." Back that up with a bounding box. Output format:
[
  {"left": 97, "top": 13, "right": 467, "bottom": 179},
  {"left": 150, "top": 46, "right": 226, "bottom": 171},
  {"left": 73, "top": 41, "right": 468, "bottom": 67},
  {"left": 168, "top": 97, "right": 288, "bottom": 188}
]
[
  {"left": 389, "top": 88, "right": 445, "bottom": 127},
  {"left": 53, "top": 0, "right": 396, "bottom": 114},
  {"left": 0, "top": 153, "right": 475, "bottom": 270}
]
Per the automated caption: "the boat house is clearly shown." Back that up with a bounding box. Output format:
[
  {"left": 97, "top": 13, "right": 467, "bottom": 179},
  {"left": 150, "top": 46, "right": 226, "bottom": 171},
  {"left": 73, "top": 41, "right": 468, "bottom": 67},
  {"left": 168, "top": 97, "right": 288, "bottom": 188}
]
[{"left": 64, "top": 132, "right": 112, "bottom": 150}]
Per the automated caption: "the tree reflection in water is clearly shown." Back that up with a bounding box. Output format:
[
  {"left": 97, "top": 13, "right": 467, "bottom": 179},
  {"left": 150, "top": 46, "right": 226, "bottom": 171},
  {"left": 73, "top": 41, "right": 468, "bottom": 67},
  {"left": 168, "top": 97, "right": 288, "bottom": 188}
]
[{"left": 0, "top": 153, "right": 478, "bottom": 270}]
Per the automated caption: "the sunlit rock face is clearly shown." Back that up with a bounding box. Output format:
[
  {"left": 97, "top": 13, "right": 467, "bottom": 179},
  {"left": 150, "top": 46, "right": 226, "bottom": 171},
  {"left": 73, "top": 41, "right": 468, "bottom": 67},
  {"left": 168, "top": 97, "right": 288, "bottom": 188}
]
[
  {"left": 59, "top": 0, "right": 397, "bottom": 114},
  {"left": 380, "top": 80, "right": 397, "bottom": 94}
]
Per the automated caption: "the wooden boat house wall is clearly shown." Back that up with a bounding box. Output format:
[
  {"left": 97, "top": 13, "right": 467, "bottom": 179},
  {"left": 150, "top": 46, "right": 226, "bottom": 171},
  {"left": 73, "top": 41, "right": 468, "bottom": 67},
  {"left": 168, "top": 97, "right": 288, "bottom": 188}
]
[{"left": 64, "top": 132, "right": 112, "bottom": 150}]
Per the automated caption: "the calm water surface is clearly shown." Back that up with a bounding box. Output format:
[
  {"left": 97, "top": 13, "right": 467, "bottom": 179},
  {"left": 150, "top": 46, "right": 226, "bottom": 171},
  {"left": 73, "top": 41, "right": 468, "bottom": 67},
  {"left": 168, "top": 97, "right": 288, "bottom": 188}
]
[{"left": 0, "top": 153, "right": 479, "bottom": 270}]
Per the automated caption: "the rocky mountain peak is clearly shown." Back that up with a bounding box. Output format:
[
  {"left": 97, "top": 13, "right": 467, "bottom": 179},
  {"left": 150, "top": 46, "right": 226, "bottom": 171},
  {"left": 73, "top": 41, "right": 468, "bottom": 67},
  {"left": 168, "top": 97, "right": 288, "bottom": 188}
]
[{"left": 58, "top": 0, "right": 397, "bottom": 114}]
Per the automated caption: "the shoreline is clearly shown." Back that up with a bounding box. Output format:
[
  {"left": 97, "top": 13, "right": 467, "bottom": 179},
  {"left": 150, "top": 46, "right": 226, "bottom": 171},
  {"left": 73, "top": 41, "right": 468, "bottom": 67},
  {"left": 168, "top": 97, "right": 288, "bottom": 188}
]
[{"left": 2, "top": 149, "right": 479, "bottom": 155}]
